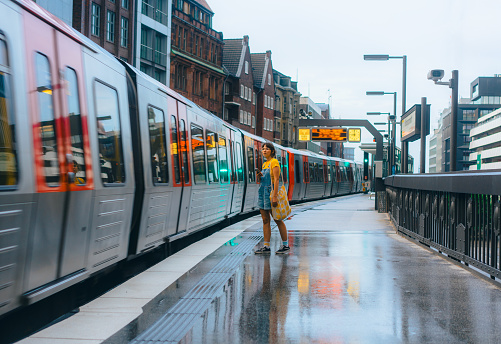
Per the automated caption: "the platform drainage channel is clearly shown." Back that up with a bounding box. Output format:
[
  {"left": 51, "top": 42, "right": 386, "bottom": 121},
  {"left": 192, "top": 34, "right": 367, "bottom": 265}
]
[{"left": 131, "top": 233, "right": 263, "bottom": 344}]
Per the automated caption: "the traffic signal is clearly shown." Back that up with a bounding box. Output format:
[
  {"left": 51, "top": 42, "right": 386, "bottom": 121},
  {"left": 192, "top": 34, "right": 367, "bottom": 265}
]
[{"left": 363, "top": 152, "right": 369, "bottom": 181}]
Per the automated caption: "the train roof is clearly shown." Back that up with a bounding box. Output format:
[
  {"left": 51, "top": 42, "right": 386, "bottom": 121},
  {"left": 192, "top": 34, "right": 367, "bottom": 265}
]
[{"left": 14, "top": 0, "right": 97, "bottom": 52}]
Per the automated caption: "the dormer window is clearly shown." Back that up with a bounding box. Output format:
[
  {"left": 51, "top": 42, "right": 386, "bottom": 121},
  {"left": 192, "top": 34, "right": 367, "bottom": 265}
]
[{"left": 245, "top": 61, "right": 249, "bottom": 74}]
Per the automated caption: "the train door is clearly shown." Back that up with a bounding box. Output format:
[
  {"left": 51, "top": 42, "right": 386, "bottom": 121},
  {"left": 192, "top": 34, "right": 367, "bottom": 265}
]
[
  {"left": 168, "top": 97, "right": 192, "bottom": 234},
  {"left": 24, "top": 15, "right": 93, "bottom": 289},
  {"left": 301, "top": 155, "right": 309, "bottom": 199},
  {"left": 228, "top": 129, "right": 241, "bottom": 215}
]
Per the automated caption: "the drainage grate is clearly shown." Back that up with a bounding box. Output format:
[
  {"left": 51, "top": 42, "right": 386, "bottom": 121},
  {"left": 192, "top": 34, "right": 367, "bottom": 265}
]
[{"left": 131, "top": 232, "right": 263, "bottom": 344}]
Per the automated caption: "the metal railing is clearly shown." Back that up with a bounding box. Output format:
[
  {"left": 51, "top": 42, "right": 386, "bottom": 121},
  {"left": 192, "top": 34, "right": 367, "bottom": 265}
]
[
  {"left": 385, "top": 171, "right": 501, "bottom": 279},
  {"left": 140, "top": 44, "right": 153, "bottom": 61}
]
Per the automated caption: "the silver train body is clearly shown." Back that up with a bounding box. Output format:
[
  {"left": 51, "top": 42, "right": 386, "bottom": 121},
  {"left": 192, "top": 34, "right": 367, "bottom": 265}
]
[{"left": 0, "top": 0, "right": 362, "bottom": 317}]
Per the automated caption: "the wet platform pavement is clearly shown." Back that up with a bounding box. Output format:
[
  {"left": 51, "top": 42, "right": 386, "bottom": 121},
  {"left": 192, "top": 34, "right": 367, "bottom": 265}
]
[{"left": 20, "top": 194, "right": 501, "bottom": 343}]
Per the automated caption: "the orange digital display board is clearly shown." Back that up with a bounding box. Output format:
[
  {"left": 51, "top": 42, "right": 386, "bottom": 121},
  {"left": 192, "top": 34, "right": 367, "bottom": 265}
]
[{"left": 311, "top": 128, "right": 347, "bottom": 142}]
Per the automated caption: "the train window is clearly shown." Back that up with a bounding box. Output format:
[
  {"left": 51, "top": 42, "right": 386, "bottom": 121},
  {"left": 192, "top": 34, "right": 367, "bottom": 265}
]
[
  {"left": 327, "top": 164, "right": 331, "bottom": 182},
  {"left": 170, "top": 116, "right": 180, "bottom": 183},
  {"left": 282, "top": 155, "right": 288, "bottom": 183},
  {"left": 94, "top": 81, "right": 125, "bottom": 184},
  {"left": 236, "top": 142, "right": 244, "bottom": 182},
  {"left": 295, "top": 160, "right": 300, "bottom": 183},
  {"left": 65, "top": 68, "right": 86, "bottom": 185},
  {"left": 36, "top": 53, "right": 60, "bottom": 186},
  {"left": 247, "top": 146, "right": 255, "bottom": 182},
  {"left": 191, "top": 124, "right": 206, "bottom": 184},
  {"left": 179, "top": 119, "right": 189, "bottom": 183},
  {"left": 218, "top": 135, "right": 229, "bottom": 183},
  {"left": 206, "top": 131, "right": 218, "bottom": 183},
  {"left": 309, "top": 163, "right": 314, "bottom": 182},
  {"left": 256, "top": 147, "right": 262, "bottom": 171},
  {"left": 0, "top": 37, "right": 17, "bottom": 187},
  {"left": 148, "top": 106, "right": 168, "bottom": 184}
]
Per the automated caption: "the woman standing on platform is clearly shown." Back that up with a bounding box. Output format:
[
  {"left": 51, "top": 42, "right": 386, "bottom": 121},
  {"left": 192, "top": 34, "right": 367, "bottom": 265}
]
[{"left": 254, "top": 142, "right": 290, "bottom": 254}]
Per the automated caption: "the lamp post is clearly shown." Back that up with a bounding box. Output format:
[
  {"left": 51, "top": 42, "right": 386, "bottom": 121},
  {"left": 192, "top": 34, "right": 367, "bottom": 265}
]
[
  {"left": 427, "top": 69, "right": 459, "bottom": 171},
  {"left": 366, "top": 92, "right": 397, "bottom": 174},
  {"left": 364, "top": 54, "right": 407, "bottom": 172}
]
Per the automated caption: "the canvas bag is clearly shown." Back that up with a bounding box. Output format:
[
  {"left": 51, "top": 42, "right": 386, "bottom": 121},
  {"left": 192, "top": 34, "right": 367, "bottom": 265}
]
[{"left": 270, "top": 165, "right": 291, "bottom": 221}]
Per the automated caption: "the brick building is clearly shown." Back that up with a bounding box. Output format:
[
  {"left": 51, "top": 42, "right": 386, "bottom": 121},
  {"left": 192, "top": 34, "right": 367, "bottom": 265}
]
[
  {"left": 223, "top": 36, "right": 256, "bottom": 134},
  {"left": 73, "top": 0, "right": 135, "bottom": 64},
  {"left": 273, "top": 70, "right": 301, "bottom": 147},
  {"left": 170, "top": 0, "right": 225, "bottom": 117},
  {"left": 251, "top": 51, "right": 275, "bottom": 141}
]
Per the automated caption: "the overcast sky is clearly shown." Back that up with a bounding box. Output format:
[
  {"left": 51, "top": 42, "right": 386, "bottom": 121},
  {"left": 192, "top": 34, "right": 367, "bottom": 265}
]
[{"left": 209, "top": 0, "right": 501, "bottom": 171}]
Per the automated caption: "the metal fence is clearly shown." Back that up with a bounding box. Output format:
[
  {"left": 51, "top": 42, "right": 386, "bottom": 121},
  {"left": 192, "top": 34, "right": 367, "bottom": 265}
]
[{"left": 385, "top": 171, "right": 501, "bottom": 279}]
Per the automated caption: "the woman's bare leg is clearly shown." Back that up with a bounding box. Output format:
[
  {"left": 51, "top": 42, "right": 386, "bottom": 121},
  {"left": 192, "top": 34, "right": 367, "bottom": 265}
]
[
  {"left": 273, "top": 219, "right": 288, "bottom": 242},
  {"left": 260, "top": 209, "right": 272, "bottom": 242}
]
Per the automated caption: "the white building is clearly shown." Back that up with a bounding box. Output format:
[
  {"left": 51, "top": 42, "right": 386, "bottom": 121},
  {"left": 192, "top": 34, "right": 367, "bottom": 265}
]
[
  {"left": 469, "top": 107, "right": 501, "bottom": 170},
  {"left": 135, "top": 0, "right": 172, "bottom": 85}
]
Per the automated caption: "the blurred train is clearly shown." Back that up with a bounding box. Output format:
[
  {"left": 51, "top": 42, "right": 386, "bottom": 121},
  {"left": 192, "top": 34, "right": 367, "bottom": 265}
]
[{"left": 0, "top": 0, "right": 362, "bottom": 317}]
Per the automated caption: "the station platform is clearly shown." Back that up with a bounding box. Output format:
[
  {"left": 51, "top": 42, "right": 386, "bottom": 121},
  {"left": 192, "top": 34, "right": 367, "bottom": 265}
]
[{"left": 18, "top": 194, "right": 501, "bottom": 343}]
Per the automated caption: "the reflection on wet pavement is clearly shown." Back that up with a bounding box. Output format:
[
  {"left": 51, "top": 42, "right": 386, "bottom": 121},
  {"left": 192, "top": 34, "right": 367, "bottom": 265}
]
[{"left": 128, "top": 195, "right": 501, "bottom": 343}]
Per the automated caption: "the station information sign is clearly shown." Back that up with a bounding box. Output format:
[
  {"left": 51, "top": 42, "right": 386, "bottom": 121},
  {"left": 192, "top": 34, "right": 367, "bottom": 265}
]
[
  {"left": 298, "top": 128, "right": 311, "bottom": 141},
  {"left": 311, "top": 128, "right": 347, "bottom": 142},
  {"left": 348, "top": 128, "right": 361, "bottom": 142}
]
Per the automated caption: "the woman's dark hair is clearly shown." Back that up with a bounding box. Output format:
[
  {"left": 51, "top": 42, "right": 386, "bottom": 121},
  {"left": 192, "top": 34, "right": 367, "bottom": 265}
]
[{"left": 263, "top": 142, "right": 276, "bottom": 158}]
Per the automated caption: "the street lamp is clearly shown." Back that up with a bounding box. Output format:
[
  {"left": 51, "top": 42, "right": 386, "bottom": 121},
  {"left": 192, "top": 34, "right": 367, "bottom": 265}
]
[
  {"left": 364, "top": 54, "right": 407, "bottom": 172},
  {"left": 366, "top": 92, "right": 397, "bottom": 174},
  {"left": 427, "top": 69, "right": 459, "bottom": 171}
]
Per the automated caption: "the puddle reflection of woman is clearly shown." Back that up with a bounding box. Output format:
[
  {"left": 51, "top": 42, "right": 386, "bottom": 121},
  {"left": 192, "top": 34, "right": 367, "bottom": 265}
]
[{"left": 254, "top": 142, "right": 290, "bottom": 255}]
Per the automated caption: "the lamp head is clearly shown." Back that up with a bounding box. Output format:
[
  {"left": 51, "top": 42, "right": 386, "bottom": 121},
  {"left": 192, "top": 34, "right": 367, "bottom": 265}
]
[{"left": 427, "top": 69, "right": 445, "bottom": 82}]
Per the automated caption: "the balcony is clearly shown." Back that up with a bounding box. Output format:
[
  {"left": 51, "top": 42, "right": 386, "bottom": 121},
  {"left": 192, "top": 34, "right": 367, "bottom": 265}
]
[
  {"left": 154, "top": 50, "right": 167, "bottom": 66},
  {"left": 142, "top": 1, "right": 168, "bottom": 26},
  {"left": 140, "top": 44, "right": 153, "bottom": 61}
]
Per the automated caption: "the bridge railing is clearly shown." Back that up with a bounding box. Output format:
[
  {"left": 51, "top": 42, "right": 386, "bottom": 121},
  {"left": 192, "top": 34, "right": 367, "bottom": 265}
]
[{"left": 385, "top": 170, "right": 501, "bottom": 279}]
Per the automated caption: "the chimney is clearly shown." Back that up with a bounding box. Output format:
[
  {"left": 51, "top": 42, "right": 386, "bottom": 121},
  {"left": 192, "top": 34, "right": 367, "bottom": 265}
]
[
  {"left": 243, "top": 35, "right": 249, "bottom": 45},
  {"left": 266, "top": 50, "right": 272, "bottom": 58}
]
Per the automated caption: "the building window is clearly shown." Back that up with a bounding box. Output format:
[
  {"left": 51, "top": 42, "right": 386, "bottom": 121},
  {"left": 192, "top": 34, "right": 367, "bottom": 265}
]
[
  {"left": 177, "top": 0, "right": 183, "bottom": 10},
  {"left": 253, "top": 92, "right": 256, "bottom": 105},
  {"left": 183, "top": 28, "right": 187, "bottom": 51},
  {"left": 268, "top": 74, "right": 271, "bottom": 85},
  {"left": 240, "top": 84, "right": 244, "bottom": 98},
  {"left": 245, "top": 61, "right": 249, "bottom": 74},
  {"left": 106, "top": 11, "right": 115, "bottom": 42},
  {"left": 121, "top": 0, "right": 129, "bottom": 9},
  {"left": 120, "top": 17, "right": 128, "bottom": 47},
  {"left": 175, "top": 65, "right": 187, "bottom": 91},
  {"left": 240, "top": 110, "right": 244, "bottom": 123},
  {"left": 252, "top": 116, "right": 255, "bottom": 128},
  {"left": 91, "top": 3, "right": 100, "bottom": 37}
]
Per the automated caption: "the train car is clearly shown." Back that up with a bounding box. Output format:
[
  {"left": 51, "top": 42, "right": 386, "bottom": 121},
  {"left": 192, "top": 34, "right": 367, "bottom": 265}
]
[{"left": 0, "top": 0, "right": 362, "bottom": 319}]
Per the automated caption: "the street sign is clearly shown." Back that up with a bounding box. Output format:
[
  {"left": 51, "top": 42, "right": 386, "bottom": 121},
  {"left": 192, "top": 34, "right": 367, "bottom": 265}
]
[
  {"left": 298, "top": 128, "right": 311, "bottom": 141},
  {"left": 311, "top": 128, "right": 347, "bottom": 142},
  {"left": 348, "top": 128, "right": 361, "bottom": 142}
]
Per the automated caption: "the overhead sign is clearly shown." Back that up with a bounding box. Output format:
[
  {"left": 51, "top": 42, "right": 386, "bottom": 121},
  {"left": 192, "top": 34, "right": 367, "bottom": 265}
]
[
  {"left": 298, "top": 128, "right": 311, "bottom": 141},
  {"left": 311, "top": 128, "right": 347, "bottom": 142},
  {"left": 401, "top": 104, "right": 430, "bottom": 142},
  {"left": 348, "top": 128, "right": 361, "bottom": 142}
]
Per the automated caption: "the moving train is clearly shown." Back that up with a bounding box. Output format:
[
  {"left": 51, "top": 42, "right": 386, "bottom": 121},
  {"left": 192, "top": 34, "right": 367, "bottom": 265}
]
[{"left": 0, "top": 0, "right": 362, "bottom": 317}]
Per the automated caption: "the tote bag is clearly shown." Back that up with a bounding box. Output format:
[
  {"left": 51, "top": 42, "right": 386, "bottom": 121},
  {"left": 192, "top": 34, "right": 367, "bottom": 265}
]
[{"left": 270, "top": 168, "right": 291, "bottom": 221}]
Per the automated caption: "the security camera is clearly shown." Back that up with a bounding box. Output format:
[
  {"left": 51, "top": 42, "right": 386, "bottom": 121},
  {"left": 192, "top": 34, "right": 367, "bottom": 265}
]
[{"left": 427, "top": 69, "right": 445, "bottom": 82}]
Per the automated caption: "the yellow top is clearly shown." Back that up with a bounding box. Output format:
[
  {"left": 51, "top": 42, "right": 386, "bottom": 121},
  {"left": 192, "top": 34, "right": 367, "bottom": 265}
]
[{"left": 262, "top": 158, "right": 280, "bottom": 182}]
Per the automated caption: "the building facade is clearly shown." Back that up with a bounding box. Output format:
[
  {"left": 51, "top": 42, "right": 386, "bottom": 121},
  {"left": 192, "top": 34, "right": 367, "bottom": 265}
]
[
  {"left": 430, "top": 76, "right": 501, "bottom": 172},
  {"left": 170, "top": 0, "right": 224, "bottom": 116},
  {"left": 273, "top": 70, "right": 300, "bottom": 147},
  {"left": 251, "top": 51, "right": 275, "bottom": 141},
  {"left": 223, "top": 36, "right": 256, "bottom": 133},
  {"left": 298, "top": 97, "right": 324, "bottom": 154},
  {"left": 73, "top": 0, "right": 136, "bottom": 64},
  {"left": 35, "top": 0, "right": 73, "bottom": 25},
  {"left": 469, "top": 107, "right": 501, "bottom": 170},
  {"left": 136, "top": 0, "right": 171, "bottom": 84}
]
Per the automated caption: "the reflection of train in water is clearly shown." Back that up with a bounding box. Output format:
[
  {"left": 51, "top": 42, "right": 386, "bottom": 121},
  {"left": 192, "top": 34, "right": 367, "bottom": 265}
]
[{"left": 0, "top": 0, "right": 362, "bottom": 318}]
